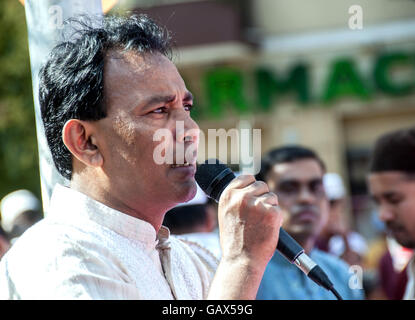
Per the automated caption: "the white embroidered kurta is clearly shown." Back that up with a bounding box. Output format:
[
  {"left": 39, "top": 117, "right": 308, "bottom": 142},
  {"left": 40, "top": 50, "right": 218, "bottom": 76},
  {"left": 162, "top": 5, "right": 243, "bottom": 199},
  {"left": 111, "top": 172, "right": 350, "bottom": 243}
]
[{"left": 0, "top": 184, "right": 216, "bottom": 299}]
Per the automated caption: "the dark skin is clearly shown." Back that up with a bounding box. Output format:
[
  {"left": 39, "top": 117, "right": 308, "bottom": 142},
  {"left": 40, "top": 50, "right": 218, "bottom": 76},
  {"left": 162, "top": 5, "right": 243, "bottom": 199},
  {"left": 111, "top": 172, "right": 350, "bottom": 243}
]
[
  {"left": 63, "top": 50, "right": 199, "bottom": 231},
  {"left": 265, "top": 159, "right": 329, "bottom": 253}
]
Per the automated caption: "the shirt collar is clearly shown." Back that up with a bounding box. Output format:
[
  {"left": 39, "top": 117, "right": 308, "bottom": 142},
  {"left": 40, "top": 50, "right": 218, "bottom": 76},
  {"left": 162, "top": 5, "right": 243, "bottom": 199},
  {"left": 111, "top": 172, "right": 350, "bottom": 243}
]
[{"left": 48, "top": 184, "right": 170, "bottom": 246}]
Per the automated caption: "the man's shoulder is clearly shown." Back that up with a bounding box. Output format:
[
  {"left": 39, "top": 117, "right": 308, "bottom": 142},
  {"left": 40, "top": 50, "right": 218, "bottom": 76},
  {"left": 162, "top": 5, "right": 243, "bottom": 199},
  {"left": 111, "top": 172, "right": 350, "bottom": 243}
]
[
  {"left": 312, "top": 248, "right": 350, "bottom": 270},
  {"left": 7, "top": 215, "right": 99, "bottom": 249},
  {"left": 5, "top": 217, "right": 74, "bottom": 250},
  {"left": 0, "top": 216, "right": 131, "bottom": 299},
  {"left": 311, "top": 248, "right": 353, "bottom": 279},
  {"left": 0, "top": 215, "right": 116, "bottom": 273},
  {"left": 311, "top": 249, "right": 365, "bottom": 300}
]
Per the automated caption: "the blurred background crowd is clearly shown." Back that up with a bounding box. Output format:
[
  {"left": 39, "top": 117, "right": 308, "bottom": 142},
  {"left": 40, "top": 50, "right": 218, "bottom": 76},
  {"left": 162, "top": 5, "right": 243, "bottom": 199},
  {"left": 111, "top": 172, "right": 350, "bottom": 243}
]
[{"left": 1, "top": 0, "right": 415, "bottom": 299}]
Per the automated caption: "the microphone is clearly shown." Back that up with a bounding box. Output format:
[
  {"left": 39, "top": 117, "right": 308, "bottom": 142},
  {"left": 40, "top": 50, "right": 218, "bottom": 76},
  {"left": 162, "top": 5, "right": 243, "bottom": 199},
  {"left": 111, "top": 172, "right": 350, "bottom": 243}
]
[{"left": 195, "top": 159, "right": 343, "bottom": 300}]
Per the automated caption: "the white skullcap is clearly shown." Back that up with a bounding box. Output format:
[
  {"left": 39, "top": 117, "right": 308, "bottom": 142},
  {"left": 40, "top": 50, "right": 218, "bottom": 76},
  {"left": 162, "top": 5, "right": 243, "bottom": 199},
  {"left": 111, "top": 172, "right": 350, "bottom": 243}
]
[
  {"left": 329, "top": 232, "right": 368, "bottom": 257},
  {"left": 0, "top": 190, "right": 40, "bottom": 232},
  {"left": 323, "top": 173, "right": 346, "bottom": 200}
]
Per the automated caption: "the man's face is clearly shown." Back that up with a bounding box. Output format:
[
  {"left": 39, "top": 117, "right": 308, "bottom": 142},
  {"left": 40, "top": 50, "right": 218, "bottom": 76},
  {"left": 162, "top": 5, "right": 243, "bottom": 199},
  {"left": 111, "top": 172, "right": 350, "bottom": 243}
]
[
  {"left": 265, "top": 159, "right": 328, "bottom": 240},
  {"left": 368, "top": 172, "right": 415, "bottom": 248},
  {"left": 92, "top": 50, "right": 199, "bottom": 212}
]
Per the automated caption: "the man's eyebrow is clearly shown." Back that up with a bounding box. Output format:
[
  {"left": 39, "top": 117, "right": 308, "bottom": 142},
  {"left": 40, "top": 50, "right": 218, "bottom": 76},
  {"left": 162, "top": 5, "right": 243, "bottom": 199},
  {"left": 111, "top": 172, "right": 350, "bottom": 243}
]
[
  {"left": 278, "top": 177, "right": 322, "bottom": 184},
  {"left": 371, "top": 191, "right": 401, "bottom": 203},
  {"left": 183, "top": 91, "right": 193, "bottom": 102},
  {"left": 141, "top": 92, "right": 194, "bottom": 111},
  {"left": 382, "top": 191, "right": 401, "bottom": 199},
  {"left": 278, "top": 179, "right": 299, "bottom": 185},
  {"left": 142, "top": 94, "right": 176, "bottom": 110}
]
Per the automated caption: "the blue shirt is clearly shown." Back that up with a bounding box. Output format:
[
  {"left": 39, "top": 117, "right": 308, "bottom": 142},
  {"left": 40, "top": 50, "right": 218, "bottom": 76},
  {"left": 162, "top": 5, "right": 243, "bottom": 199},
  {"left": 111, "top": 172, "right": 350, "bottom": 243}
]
[{"left": 256, "top": 249, "right": 364, "bottom": 300}]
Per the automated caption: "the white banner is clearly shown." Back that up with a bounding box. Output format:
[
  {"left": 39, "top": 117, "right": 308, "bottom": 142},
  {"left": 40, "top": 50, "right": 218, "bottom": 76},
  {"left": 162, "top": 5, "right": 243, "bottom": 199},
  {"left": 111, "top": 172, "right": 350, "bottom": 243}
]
[{"left": 24, "top": 0, "right": 103, "bottom": 214}]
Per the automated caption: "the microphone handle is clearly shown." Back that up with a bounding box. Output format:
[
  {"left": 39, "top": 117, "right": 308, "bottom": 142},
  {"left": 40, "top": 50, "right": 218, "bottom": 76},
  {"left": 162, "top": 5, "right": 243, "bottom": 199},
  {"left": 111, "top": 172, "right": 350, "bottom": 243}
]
[
  {"left": 277, "top": 228, "right": 336, "bottom": 294},
  {"left": 276, "top": 228, "right": 304, "bottom": 263}
]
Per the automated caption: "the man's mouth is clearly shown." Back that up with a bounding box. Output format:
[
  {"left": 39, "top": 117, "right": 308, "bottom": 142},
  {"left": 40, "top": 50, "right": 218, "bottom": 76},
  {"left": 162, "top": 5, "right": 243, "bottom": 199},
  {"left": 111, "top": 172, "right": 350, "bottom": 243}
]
[
  {"left": 387, "top": 225, "right": 406, "bottom": 236},
  {"left": 170, "top": 162, "right": 193, "bottom": 168},
  {"left": 294, "top": 211, "right": 317, "bottom": 221},
  {"left": 169, "top": 161, "right": 196, "bottom": 179}
]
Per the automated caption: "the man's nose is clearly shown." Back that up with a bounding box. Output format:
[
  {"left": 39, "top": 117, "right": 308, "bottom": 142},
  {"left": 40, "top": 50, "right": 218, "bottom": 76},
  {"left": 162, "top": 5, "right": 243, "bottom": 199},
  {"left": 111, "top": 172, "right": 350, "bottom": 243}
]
[
  {"left": 297, "top": 186, "right": 315, "bottom": 204},
  {"left": 174, "top": 110, "right": 199, "bottom": 143},
  {"left": 378, "top": 204, "right": 395, "bottom": 223}
]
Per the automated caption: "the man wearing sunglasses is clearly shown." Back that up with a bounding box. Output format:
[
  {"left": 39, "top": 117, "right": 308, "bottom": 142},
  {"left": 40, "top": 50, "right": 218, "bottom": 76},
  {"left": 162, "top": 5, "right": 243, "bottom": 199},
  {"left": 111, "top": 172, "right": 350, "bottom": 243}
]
[{"left": 255, "top": 146, "right": 364, "bottom": 300}]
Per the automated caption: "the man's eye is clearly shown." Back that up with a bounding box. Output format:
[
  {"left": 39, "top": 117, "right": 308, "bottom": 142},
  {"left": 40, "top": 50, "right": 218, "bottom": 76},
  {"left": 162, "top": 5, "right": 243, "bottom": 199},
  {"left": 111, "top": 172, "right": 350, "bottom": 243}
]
[
  {"left": 152, "top": 107, "right": 167, "bottom": 114},
  {"left": 310, "top": 181, "right": 324, "bottom": 194},
  {"left": 387, "top": 196, "right": 403, "bottom": 205},
  {"left": 278, "top": 183, "right": 299, "bottom": 194},
  {"left": 184, "top": 104, "right": 193, "bottom": 112}
]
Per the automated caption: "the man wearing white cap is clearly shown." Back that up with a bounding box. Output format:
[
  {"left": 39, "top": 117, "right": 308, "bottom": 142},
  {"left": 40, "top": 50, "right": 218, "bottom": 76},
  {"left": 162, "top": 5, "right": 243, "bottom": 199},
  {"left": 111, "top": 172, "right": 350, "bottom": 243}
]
[
  {"left": 318, "top": 173, "right": 368, "bottom": 266},
  {"left": 0, "top": 190, "right": 43, "bottom": 245}
]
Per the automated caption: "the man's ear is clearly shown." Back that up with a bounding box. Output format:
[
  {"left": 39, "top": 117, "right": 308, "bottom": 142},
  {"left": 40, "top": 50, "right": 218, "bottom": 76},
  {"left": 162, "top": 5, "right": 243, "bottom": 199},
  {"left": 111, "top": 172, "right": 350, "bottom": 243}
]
[{"left": 62, "top": 119, "right": 104, "bottom": 169}]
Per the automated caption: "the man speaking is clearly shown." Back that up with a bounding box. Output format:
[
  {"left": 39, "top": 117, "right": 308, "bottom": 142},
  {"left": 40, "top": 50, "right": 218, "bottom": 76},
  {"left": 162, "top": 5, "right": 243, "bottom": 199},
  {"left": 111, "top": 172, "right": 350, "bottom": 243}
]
[{"left": 0, "top": 15, "right": 283, "bottom": 299}]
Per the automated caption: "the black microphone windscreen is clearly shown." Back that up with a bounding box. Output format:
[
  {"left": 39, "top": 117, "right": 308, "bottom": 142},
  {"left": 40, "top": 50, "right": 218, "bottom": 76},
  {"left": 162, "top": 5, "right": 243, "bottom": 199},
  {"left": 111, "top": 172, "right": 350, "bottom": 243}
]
[{"left": 195, "top": 159, "right": 235, "bottom": 201}]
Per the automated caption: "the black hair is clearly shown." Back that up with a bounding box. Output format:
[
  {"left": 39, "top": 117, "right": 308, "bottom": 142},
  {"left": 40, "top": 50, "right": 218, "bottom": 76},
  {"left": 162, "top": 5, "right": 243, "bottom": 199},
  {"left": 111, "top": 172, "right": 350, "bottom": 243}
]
[
  {"left": 256, "top": 145, "right": 326, "bottom": 182},
  {"left": 370, "top": 127, "right": 415, "bottom": 174},
  {"left": 163, "top": 204, "right": 209, "bottom": 235},
  {"left": 39, "top": 14, "right": 172, "bottom": 179}
]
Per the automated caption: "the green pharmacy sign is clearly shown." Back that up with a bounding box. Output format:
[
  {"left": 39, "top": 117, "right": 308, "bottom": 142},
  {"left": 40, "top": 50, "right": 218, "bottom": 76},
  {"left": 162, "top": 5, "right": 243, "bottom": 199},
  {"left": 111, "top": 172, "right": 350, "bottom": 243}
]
[{"left": 193, "top": 52, "right": 415, "bottom": 118}]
